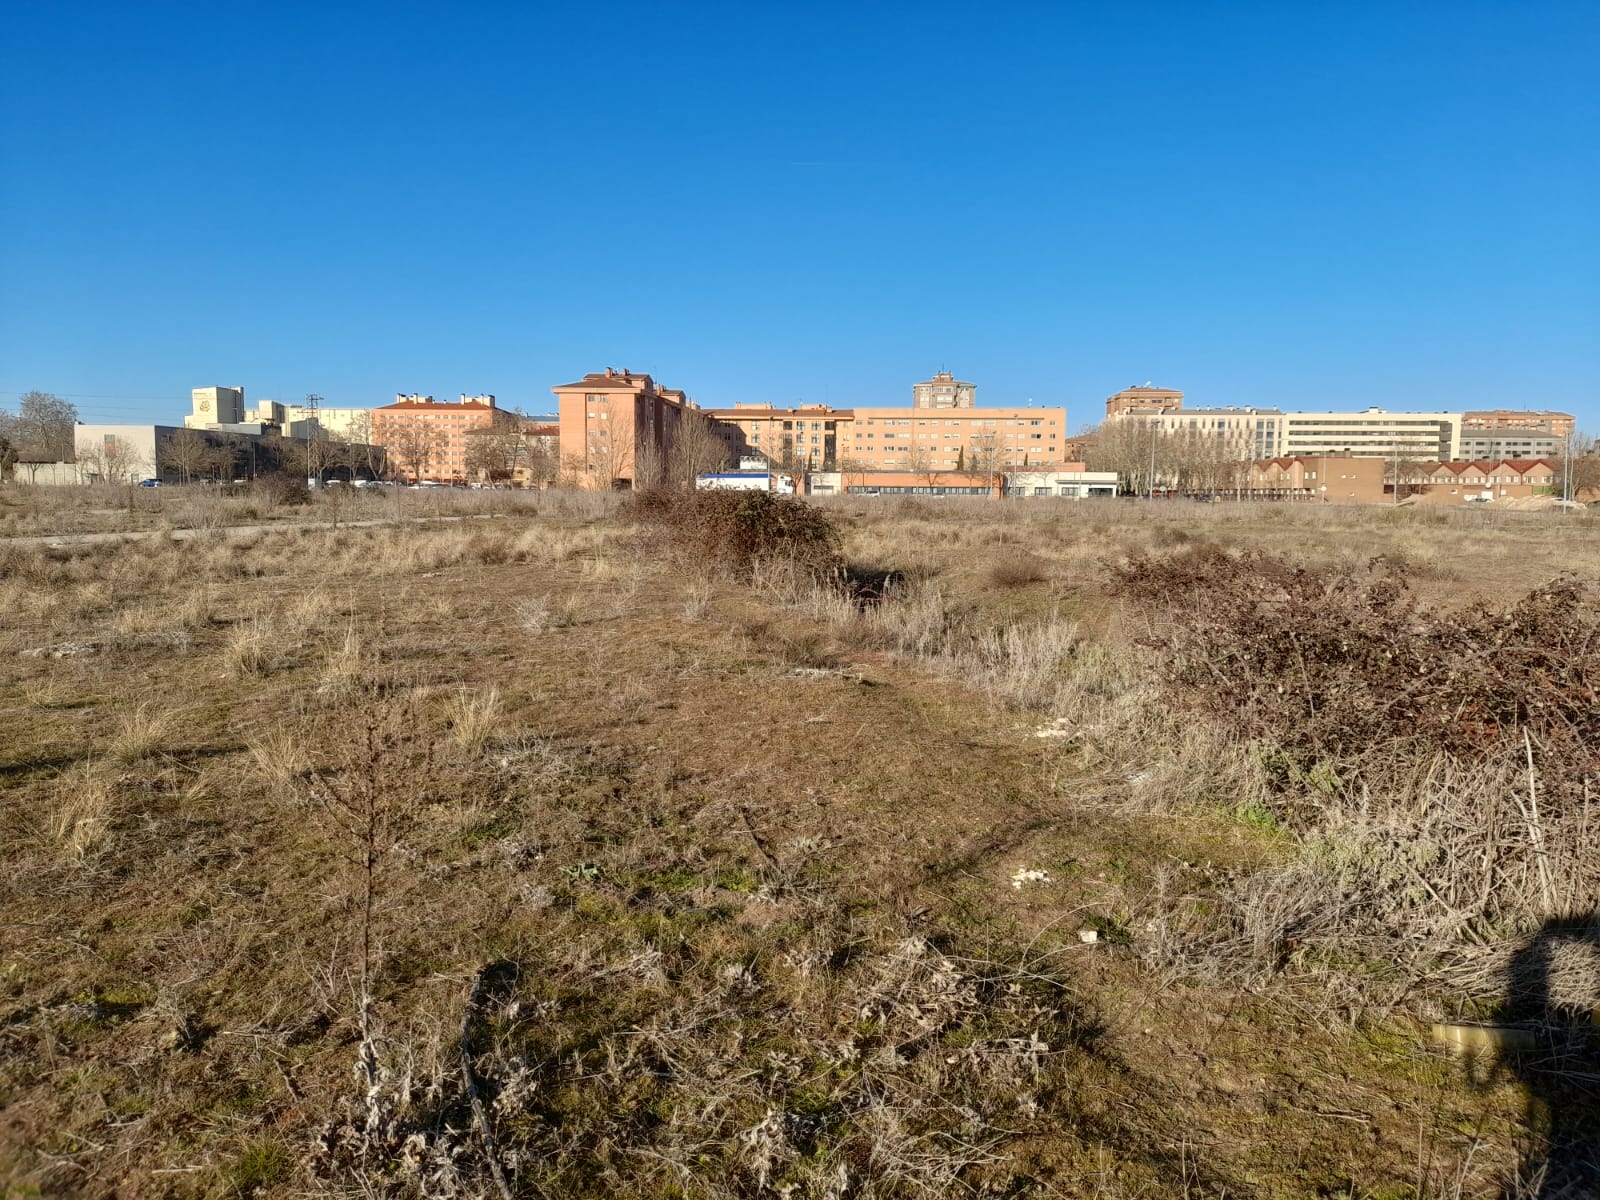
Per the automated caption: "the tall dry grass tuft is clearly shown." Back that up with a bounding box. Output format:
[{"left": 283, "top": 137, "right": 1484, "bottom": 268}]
[
  {"left": 46, "top": 768, "right": 118, "bottom": 862},
  {"left": 224, "top": 615, "right": 277, "bottom": 677},
  {"left": 108, "top": 702, "right": 180, "bottom": 762},
  {"left": 317, "top": 622, "right": 368, "bottom": 696},
  {"left": 449, "top": 686, "right": 503, "bottom": 756},
  {"left": 248, "top": 728, "right": 310, "bottom": 798}
]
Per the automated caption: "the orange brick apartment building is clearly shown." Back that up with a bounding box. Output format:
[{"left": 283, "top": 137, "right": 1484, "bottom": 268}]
[
  {"left": 554, "top": 367, "right": 1069, "bottom": 484},
  {"left": 553, "top": 369, "right": 702, "bottom": 488},
  {"left": 700, "top": 403, "right": 1066, "bottom": 472},
  {"left": 371, "top": 394, "right": 519, "bottom": 483}
]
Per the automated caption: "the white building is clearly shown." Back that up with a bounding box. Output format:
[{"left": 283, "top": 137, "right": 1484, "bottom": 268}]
[{"left": 1004, "top": 468, "right": 1119, "bottom": 498}]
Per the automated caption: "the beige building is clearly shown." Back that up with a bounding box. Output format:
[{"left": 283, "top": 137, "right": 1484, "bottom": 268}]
[
  {"left": 704, "top": 403, "right": 1069, "bottom": 472},
  {"left": 843, "top": 406, "right": 1065, "bottom": 470},
  {"left": 185, "top": 385, "right": 246, "bottom": 428},
  {"left": 1280, "top": 409, "right": 1460, "bottom": 461},
  {"left": 1104, "top": 384, "right": 1463, "bottom": 462},
  {"left": 1121, "top": 405, "right": 1286, "bottom": 459},
  {"left": 913, "top": 371, "right": 976, "bottom": 409},
  {"left": 371, "top": 394, "right": 519, "bottom": 483},
  {"left": 279, "top": 403, "right": 373, "bottom": 442}
]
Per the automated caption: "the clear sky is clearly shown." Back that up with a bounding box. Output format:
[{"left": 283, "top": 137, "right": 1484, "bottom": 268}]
[{"left": 2, "top": 2, "right": 1595, "bottom": 430}]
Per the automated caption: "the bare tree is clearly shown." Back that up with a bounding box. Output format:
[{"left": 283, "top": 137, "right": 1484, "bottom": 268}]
[
  {"left": 522, "top": 440, "right": 559, "bottom": 489},
  {"left": 341, "top": 412, "right": 386, "bottom": 481},
  {"left": 1384, "top": 454, "right": 1427, "bottom": 501},
  {"left": 385, "top": 423, "right": 439, "bottom": 483},
  {"left": 1553, "top": 433, "right": 1600, "bottom": 503},
  {"left": 0, "top": 391, "right": 78, "bottom": 463},
  {"left": 966, "top": 433, "right": 1004, "bottom": 489},
  {"left": 667, "top": 410, "right": 729, "bottom": 487},
  {"left": 162, "top": 429, "right": 211, "bottom": 484},
  {"left": 464, "top": 427, "right": 523, "bottom": 485},
  {"left": 77, "top": 436, "right": 146, "bottom": 485}
]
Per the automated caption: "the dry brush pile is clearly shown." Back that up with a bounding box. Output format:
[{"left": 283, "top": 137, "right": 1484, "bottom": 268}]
[{"left": 1107, "top": 545, "right": 1600, "bottom": 1003}]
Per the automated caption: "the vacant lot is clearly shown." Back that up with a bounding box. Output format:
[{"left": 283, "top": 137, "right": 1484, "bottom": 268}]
[{"left": 2, "top": 485, "right": 1596, "bottom": 1198}]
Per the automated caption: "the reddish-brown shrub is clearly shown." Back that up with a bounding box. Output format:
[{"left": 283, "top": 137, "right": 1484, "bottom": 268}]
[
  {"left": 1109, "top": 545, "right": 1600, "bottom": 808},
  {"left": 628, "top": 488, "right": 843, "bottom": 582}
]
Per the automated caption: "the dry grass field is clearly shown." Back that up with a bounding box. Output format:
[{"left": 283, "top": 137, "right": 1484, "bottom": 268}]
[{"left": 2, "top": 483, "right": 1598, "bottom": 1199}]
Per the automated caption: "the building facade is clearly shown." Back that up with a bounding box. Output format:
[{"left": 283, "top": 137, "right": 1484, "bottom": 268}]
[
  {"left": 185, "top": 386, "right": 246, "bottom": 429},
  {"left": 371, "top": 394, "right": 519, "bottom": 483},
  {"left": 700, "top": 404, "right": 849, "bottom": 471},
  {"left": 1279, "top": 409, "right": 1460, "bottom": 461},
  {"left": 913, "top": 371, "right": 976, "bottom": 409},
  {"left": 1461, "top": 410, "right": 1575, "bottom": 438},
  {"left": 1456, "top": 409, "right": 1573, "bottom": 462},
  {"left": 553, "top": 369, "right": 705, "bottom": 488},
  {"left": 806, "top": 469, "right": 1005, "bottom": 497},
  {"left": 1245, "top": 455, "right": 1388, "bottom": 503},
  {"left": 1105, "top": 384, "right": 1184, "bottom": 417},
  {"left": 1400, "top": 459, "right": 1558, "bottom": 504}
]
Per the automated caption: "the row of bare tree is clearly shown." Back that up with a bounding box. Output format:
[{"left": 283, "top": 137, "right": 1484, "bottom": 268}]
[{"left": 1081, "top": 419, "right": 1600, "bottom": 499}]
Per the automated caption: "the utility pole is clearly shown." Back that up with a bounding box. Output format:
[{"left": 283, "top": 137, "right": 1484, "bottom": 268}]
[
  {"left": 304, "top": 393, "right": 322, "bottom": 484},
  {"left": 1147, "top": 420, "right": 1157, "bottom": 500},
  {"left": 1564, "top": 431, "right": 1572, "bottom": 511}
]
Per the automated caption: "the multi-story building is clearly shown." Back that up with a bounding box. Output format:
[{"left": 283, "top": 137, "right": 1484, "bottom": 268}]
[
  {"left": 699, "top": 404, "right": 849, "bottom": 471},
  {"left": 185, "top": 386, "right": 246, "bottom": 429},
  {"left": 842, "top": 406, "right": 1065, "bottom": 470},
  {"left": 704, "top": 403, "right": 1068, "bottom": 472},
  {"left": 1105, "top": 384, "right": 1184, "bottom": 417},
  {"left": 552, "top": 369, "right": 706, "bottom": 488},
  {"left": 559, "top": 368, "right": 1068, "bottom": 483},
  {"left": 1462, "top": 410, "right": 1575, "bottom": 438},
  {"left": 1104, "top": 385, "right": 1463, "bottom": 462},
  {"left": 1456, "top": 412, "right": 1574, "bottom": 461},
  {"left": 1123, "top": 405, "right": 1286, "bottom": 459},
  {"left": 277, "top": 403, "right": 373, "bottom": 443},
  {"left": 1280, "top": 409, "right": 1460, "bottom": 461},
  {"left": 913, "top": 371, "right": 976, "bottom": 409},
  {"left": 371, "top": 393, "right": 519, "bottom": 483}
]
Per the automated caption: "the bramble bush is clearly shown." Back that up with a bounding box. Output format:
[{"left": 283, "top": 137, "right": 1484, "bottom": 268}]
[
  {"left": 628, "top": 488, "right": 844, "bottom": 583},
  {"left": 1109, "top": 545, "right": 1600, "bottom": 811}
]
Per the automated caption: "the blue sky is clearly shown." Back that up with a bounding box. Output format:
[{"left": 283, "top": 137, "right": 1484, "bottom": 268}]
[{"left": 2, "top": 1, "right": 1595, "bottom": 430}]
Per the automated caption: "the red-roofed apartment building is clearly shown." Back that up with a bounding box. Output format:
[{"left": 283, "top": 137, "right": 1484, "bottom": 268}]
[
  {"left": 552, "top": 369, "right": 704, "bottom": 488},
  {"left": 371, "top": 394, "right": 519, "bottom": 483}
]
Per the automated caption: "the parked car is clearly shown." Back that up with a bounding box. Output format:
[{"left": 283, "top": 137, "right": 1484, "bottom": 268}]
[{"left": 138, "top": 478, "right": 161, "bottom": 488}]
